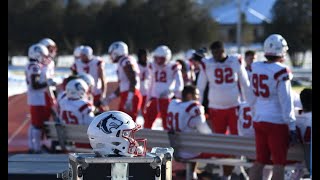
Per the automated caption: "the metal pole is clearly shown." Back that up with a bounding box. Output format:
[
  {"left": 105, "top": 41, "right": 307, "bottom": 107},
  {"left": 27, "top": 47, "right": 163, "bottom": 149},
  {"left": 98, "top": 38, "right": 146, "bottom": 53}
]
[{"left": 236, "top": 0, "right": 241, "bottom": 54}]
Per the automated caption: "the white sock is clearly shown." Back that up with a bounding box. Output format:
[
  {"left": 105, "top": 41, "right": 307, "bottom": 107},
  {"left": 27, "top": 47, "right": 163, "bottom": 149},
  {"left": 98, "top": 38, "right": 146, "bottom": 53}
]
[
  {"left": 263, "top": 167, "right": 273, "bottom": 180},
  {"left": 32, "top": 127, "right": 42, "bottom": 152},
  {"left": 28, "top": 125, "right": 34, "bottom": 150},
  {"left": 42, "top": 138, "right": 52, "bottom": 149}
]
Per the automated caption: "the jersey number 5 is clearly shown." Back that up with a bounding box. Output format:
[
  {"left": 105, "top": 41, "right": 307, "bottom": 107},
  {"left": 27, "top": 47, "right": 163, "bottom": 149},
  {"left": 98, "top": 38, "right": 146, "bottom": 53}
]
[
  {"left": 252, "top": 74, "right": 270, "bottom": 97},
  {"left": 242, "top": 107, "right": 252, "bottom": 129},
  {"left": 62, "top": 111, "right": 79, "bottom": 124}
]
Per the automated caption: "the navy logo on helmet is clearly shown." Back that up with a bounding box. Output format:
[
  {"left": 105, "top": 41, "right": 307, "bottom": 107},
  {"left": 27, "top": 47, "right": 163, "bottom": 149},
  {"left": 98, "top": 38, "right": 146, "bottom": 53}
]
[
  {"left": 110, "top": 43, "right": 119, "bottom": 52},
  {"left": 34, "top": 46, "right": 42, "bottom": 53},
  {"left": 97, "top": 114, "right": 123, "bottom": 134},
  {"left": 75, "top": 82, "right": 85, "bottom": 91},
  {"left": 113, "top": 43, "right": 119, "bottom": 49},
  {"left": 269, "top": 43, "right": 273, "bottom": 48}
]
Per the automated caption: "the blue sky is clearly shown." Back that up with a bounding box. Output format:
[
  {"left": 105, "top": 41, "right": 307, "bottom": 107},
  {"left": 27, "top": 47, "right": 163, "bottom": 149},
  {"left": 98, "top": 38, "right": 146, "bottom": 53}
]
[{"left": 210, "top": 0, "right": 277, "bottom": 24}]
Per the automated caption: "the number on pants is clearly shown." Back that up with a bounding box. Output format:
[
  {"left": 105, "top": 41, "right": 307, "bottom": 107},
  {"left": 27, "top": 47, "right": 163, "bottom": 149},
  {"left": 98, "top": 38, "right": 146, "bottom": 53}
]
[
  {"left": 242, "top": 107, "right": 252, "bottom": 129},
  {"left": 166, "top": 112, "right": 181, "bottom": 131},
  {"left": 214, "top": 67, "right": 234, "bottom": 84},
  {"left": 252, "top": 74, "right": 270, "bottom": 97},
  {"left": 155, "top": 71, "right": 167, "bottom": 82},
  {"left": 62, "top": 111, "right": 79, "bottom": 124}
]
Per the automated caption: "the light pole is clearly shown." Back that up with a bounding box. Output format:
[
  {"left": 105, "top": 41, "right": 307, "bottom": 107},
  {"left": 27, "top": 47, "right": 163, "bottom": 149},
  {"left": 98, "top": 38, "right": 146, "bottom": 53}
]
[{"left": 236, "top": 0, "right": 241, "bottom": 54}]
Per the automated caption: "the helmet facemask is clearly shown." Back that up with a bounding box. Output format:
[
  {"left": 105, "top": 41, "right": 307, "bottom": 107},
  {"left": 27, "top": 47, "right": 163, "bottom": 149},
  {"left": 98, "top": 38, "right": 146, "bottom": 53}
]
[
  {"left": 108, "top": 41, "right": 129, "bottom": 63},
  {"left": 80, "top": 46, "right": 93, "bottom": 63},
  {"left": 41, "top": 55, "right": 52, "bottom": 65},
  {"left": 91, "top": 126, "right": 146, "bottom": 157},
  {"left": 48, "top": 45, "right": 57, "bottom": 58},
  {"left": 122, "top": 125, "right": 147, "bottom": 157},
  {"left": 154, "top": 56, "right": 167, "bottom": 66},
  {"left": 153, "top": 45, "right": 172, "bottom": 66},
  {"left": 110, "top": 51, "right": 121, "bottom": 63},
  {"left": 28, "top": 44, "right": 50, "bottom": 65},
  {"left": 74, "top": 45, "right": 84, "bottom": 59},
  {"left": 88, "top": 111, "right": 147, "bottom": 157},
  {"left": 39, "top": 38, "right": 57, "bottom": 58}
]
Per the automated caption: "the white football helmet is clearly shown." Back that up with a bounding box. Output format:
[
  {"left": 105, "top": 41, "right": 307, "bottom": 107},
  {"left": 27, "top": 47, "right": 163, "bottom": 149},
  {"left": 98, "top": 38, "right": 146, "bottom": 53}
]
[
  {"left": 264, "top": 34, "right": 289, "bottom": 57},
  {"left": 108, "top": 41, "right": 129, "bottom": 62},
  {"left": 66, "top": 79, "right": 89, "bottom": 99},
  {"left": 80, "top": 46, "right": 93, "bottom": 60},
  {"left": 87, "top": 111, "right": 147, "bottom": 157},
  {"left": 73, "top": 45, "right": 84, "bottom": 58},
  {"left": 153, "top": 45, "right": 172, "bottom": 65},
  {"left": 185, "top": 49, "right": 195, "bottom": 60},
  {"left": 28, "top": 43, "right": 50, "bottom": 64},
  {"left": 78, "top": 72, "right": 95, "bottom": 88},
  {"left": 39, "top": 38, "right": 57, "bottom": 58}
]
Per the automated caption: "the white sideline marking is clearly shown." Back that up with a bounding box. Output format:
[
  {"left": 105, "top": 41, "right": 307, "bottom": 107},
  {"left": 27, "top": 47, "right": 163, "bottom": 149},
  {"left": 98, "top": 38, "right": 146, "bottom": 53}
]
[{"left": 8, "top": 116, "right": 30, "bottom": 145}]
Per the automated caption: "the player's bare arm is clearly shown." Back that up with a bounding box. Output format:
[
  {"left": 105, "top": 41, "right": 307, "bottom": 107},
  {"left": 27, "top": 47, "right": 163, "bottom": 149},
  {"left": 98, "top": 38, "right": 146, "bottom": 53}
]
[
  {"left": 31, "top": 74, "right": 49, "bottom": 89},
  {"left": 196, "top": 65, "right": 208, "bottom": 104},
  {"left": 98, "top": 63, "right": 107, "bottom": 99},
  {"left": 238, "top": 61, "right": 251, "bottom": 102},
  {"left": 123, "top": 63, "right": 137, "bottom": 93},
  {"left": 70, "top": 63, "right": 78, "bottom": 75}
]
